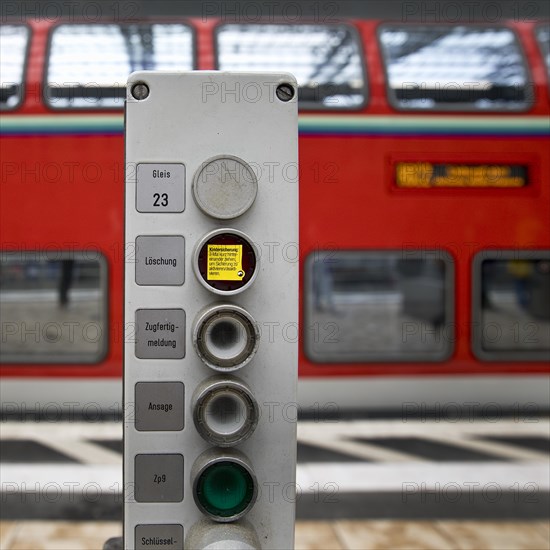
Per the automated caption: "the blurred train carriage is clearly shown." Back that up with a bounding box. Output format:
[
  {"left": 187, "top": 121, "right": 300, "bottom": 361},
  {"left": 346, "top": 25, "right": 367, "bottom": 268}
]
[{"left": 0, "top": 18, "right": 549, "bottom": 411}]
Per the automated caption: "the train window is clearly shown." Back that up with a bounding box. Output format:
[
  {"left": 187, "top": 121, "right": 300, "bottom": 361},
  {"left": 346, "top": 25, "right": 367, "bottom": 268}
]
[
  {"left": 304, "top": 251, "right": 454, "bottom": 363},
  {"left": 536, "top": 25, "right": 550, "bottom": 84},
  {"left": 215, "top": 24, "right": 366, "bottom": 109},
  {"left": 0, "top": 25, "right": 30, "bottom": 111},
  {"left": 0, "top": 252, "right": 108, "bottom": 364},
  {"left": 45, "top": 24, "right": 194, "bottom": 109},
  {"left": 379, "top": 26, "right": 532, "bottom": 111},
  {"left": 472, "top": 251, "right": 550, "bottom": 361}
]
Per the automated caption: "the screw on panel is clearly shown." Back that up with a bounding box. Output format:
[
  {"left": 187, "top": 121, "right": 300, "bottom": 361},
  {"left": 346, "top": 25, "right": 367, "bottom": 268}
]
[
  {"left": 131, "top": 82, "right": 150, "bottom": 100},
  {"left": 276, "top": 83, "right": 295, "bottom": 102}
]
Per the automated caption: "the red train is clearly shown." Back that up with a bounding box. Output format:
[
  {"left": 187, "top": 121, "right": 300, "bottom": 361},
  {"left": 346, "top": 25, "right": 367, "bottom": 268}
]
[{"left": 1, "top": 18, "right": 549, "bottom": 412}]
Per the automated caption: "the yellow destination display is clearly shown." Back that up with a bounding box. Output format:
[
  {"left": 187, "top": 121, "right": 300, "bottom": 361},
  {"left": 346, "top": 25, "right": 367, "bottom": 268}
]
[
  {"left": 207, "top": 244, "right": 245, "bottom": 281},
  {"left": 396, "top": 162, "right": 527, "bottom": 188}
]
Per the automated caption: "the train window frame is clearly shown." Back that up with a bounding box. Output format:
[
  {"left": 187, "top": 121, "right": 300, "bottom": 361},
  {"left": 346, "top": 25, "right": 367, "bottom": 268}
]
[
  {"left": 304, "top": 250, "right": 455, "bottom": 364},
  {"left": 472, "top": 250, "right": 550, "bottom": 362},
  {"left": 535, "top": 23, "right": 550, "bottom": 92},
  {"left": 213, "top": 22, "right": 368, "bottom": 111},
  {"left": 0, "top": 23, "right": 31, "bottom": 112},
  {"left": 43, "top": 21, "right": 197, "bottom": 111},
  {"left": 0, "top": 250, "right": 109, "bottom": 365},
  {"left": 377, "top": 24, "right": 534, "bottom": 113}
]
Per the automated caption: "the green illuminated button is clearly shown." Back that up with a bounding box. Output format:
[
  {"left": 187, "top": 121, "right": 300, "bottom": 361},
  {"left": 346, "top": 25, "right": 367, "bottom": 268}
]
[
  {"left": 192, "top": 449, "right": 258, "bottom": 522},
  {"left": 196, "top": 461, "right": 255, "bottom": 518}
]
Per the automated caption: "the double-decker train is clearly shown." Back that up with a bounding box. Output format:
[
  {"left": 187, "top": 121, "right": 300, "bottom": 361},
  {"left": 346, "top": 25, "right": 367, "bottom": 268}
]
[{"left": 1, "top": 16, "right": 549, "bottom": 412}]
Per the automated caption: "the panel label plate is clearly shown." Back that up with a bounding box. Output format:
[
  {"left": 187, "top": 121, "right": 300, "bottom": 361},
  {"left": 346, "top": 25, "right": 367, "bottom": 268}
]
[
  {"left": 135, "top": 309, "right": 185, "bottom": 359},
  {"left": 134, "top": 454, "right": 184, "bottom": 503},
  {"left": 136, "top": 163, "right": 185, "bottom": 213},
  {"left": 135, "top": 236, "right": 185, "bottom": 286},
  {"left": 135, "top": 525, "right": 183, "bottom": 550},
  {"left": 135, "top": 382, "right": 185, "bottom": 431}
]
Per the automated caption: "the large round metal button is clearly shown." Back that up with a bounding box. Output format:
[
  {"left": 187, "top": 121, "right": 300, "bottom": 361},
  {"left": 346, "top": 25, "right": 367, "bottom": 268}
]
[{"left": 193, "top": 156, "right": 258, "bottom": 219}]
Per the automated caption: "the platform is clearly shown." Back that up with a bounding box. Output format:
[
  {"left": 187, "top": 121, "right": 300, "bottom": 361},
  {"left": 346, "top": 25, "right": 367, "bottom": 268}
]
[
  {"left": 1, "top": 415, "right": 548, "bottom": 548},
  {"left": 1, "top": 520, "right": 549, "bottom": 550}
]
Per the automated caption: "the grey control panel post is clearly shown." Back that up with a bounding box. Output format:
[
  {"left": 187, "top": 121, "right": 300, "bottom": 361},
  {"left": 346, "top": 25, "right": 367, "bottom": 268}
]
[{"left": 124, "top": 72, "right": 299, "bottom": 549}]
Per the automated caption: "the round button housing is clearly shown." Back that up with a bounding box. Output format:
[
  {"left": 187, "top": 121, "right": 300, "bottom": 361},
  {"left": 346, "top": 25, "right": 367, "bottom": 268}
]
[
  {"left": 193, "top": 156, "right": 258, "bottom": 219},
  {"left": 193, "top": 304, "right": 259, "bottom": 371},
  {"left": 192, "top": 376, "right": 259, "bottom": 446},
  {"left": 192, "top": 448, "right": 258, "bottom": 522},
  {"left": 193, "top": 229, "right": 259, "bottom": 295}
]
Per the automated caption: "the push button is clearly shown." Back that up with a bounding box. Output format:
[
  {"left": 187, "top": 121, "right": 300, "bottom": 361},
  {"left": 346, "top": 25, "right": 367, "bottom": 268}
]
[
  {"left": 136, "top": 235, "right": 185, "bottom": 286},
  {"left": 193, "top": 156, "right": 257, "bottom": 219}
]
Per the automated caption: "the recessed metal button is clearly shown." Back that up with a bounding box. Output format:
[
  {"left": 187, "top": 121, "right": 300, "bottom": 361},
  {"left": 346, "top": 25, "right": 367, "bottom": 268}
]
[{"left": 193, "top": 156, "right": 257, "bottom": 219}]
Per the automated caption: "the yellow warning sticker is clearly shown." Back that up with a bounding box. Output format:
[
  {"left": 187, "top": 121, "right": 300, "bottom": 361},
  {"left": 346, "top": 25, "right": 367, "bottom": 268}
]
[{"left": 207, "top": 244, "right": 245, "bottom": 281}]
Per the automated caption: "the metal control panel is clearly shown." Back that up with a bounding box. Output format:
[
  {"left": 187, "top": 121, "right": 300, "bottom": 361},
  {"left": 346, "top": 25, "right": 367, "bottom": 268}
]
[{"left": 124, "top": 72, "right": 299, "bottom": 549}]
